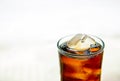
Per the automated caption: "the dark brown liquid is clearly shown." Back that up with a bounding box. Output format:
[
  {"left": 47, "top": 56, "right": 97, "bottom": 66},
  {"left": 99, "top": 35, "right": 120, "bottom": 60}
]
[{"left": 59, "top": 42, "right": 103, "bottom": 81}]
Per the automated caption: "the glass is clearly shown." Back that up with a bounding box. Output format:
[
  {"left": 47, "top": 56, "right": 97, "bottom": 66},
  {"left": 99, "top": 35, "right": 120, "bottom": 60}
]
[{"left": 57, "top": 34, "right": 105, "bottom": 81}]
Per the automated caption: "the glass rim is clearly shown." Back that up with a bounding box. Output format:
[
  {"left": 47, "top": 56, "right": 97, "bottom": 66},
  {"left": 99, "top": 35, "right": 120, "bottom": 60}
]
[{"left": 57, "top": 34, "right": 105, "bottom": 58}]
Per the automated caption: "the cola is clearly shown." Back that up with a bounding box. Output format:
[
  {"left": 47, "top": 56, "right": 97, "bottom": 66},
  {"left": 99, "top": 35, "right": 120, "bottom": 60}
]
[{"left": 57, "top": 34, "right": 105, "bottom": 81}]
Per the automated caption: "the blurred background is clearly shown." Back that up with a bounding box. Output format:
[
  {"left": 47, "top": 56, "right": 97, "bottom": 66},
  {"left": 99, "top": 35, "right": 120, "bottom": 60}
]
[{"left": 0, "top": 0, "right": 120, "bottom": 81}]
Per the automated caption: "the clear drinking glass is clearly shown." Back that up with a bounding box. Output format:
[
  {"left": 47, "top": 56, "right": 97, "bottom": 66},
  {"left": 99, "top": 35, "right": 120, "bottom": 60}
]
[{"left": 57, "top": 34, "right": 105, "bottom": 81}]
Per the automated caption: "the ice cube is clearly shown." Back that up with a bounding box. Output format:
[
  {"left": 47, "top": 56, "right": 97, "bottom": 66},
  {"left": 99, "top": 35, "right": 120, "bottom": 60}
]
[
  {"left": 67, "top": 34, "right": 96, "bottom": 51},
  {"left": 89, "top": 42, "right": 101, "bottom": 52}
]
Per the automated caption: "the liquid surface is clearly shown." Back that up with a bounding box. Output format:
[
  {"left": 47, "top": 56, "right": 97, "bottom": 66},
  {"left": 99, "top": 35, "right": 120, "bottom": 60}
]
[{"left": 59, "top": 42, "right": 101, "bottom": 55}]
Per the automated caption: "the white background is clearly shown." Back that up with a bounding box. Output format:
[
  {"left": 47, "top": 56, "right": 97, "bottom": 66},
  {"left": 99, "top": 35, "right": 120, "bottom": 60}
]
[{"left": 0, "top": 0, "right": 120, "bottom": 81}]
